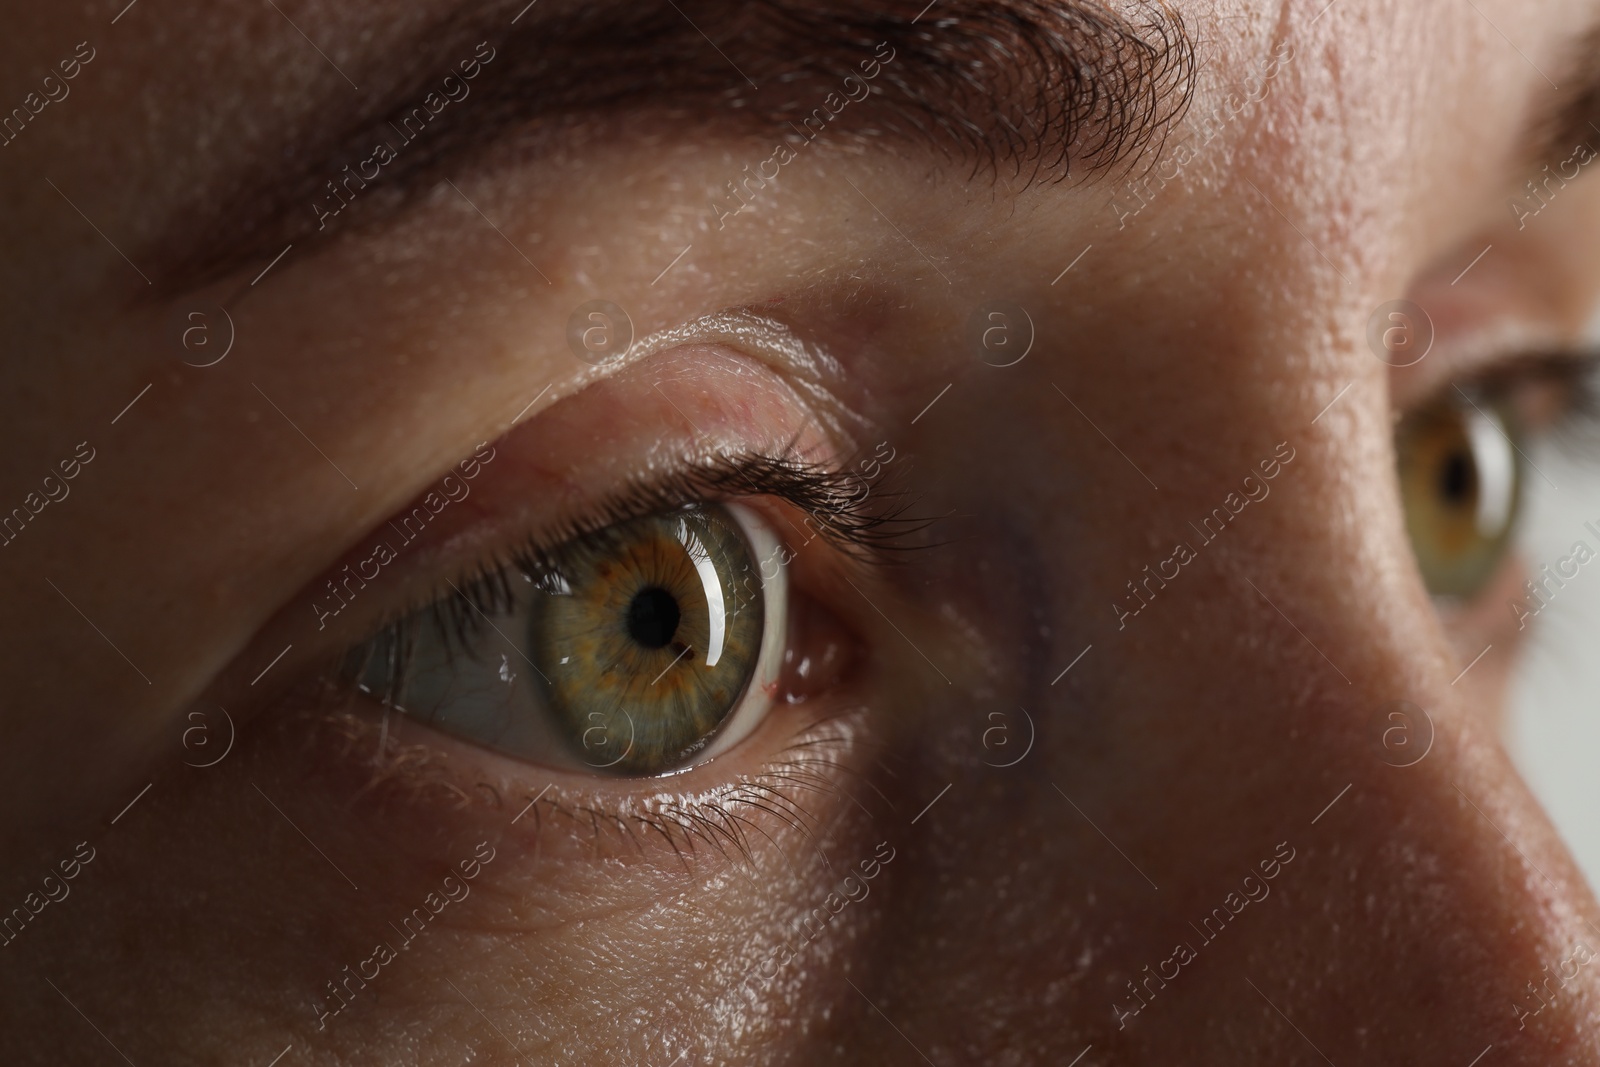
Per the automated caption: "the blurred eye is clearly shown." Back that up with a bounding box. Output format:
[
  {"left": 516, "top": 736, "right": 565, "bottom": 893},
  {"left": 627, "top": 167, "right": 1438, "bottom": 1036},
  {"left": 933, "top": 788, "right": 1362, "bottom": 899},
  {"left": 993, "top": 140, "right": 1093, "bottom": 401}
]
[
  {"left": 354, "top": 502, "right": 787, "bottom": 776},
  {"left": 1395, "top": 391, "right": 1523, "bottom": 598}
]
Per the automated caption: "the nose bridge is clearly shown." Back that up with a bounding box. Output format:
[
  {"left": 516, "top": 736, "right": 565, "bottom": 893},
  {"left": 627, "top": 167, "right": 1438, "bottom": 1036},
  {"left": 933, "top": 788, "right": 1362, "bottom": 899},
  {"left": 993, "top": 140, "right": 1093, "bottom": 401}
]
[
  {"left": 872, "top": 286, "right": 1600, "bottom": 1060},
  {"left": 1201, "top": 627, "right": 1600, "bottom": 1059}
]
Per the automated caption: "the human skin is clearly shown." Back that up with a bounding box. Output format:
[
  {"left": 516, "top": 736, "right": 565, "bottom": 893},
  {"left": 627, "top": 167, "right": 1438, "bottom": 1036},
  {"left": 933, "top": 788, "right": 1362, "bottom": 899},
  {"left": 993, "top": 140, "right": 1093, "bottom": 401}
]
[{"left": 5, "top": 0, "right": 1600, "bottom": 1062}]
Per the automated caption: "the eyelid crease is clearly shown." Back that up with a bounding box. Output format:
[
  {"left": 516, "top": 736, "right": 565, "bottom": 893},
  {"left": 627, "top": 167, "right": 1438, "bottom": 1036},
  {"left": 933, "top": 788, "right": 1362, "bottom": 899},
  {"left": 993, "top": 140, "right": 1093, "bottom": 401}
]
[{"left": 539, "top": 309, "right": 869, "bottom": 450}]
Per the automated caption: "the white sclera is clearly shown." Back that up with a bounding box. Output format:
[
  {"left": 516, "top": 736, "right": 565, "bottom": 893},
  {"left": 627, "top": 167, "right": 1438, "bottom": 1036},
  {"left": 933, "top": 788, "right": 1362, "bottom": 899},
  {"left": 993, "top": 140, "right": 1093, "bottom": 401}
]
[
  {"left": 1463, "top": 404, "right": 1516, "bottom": 539},
  {"left": 680, "top": 501, "right": 789, "bottom": 769}
]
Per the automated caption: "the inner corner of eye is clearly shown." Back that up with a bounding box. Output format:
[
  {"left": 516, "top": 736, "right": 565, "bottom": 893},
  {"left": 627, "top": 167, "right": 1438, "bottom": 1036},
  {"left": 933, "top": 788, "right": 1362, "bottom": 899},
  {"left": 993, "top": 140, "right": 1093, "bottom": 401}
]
[{"left": 369, "top": 499, "right": 790, "bottom": 779}]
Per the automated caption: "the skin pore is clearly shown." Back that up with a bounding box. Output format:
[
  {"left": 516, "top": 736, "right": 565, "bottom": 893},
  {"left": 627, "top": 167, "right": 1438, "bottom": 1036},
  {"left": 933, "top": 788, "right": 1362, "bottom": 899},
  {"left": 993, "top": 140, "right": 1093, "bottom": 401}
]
[{"left": 8, "top": 0, "right": 1600, "bottom": 1063}]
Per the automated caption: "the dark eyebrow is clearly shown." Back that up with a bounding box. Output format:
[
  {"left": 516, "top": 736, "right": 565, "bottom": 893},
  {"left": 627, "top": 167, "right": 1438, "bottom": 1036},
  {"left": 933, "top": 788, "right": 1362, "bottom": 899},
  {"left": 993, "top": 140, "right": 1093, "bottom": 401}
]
[
  {"left": 152, "top": 0, "right": 1195, "bottom": 294},
  {"left": 1525, "top": 24, "right": 1600, "bottom": 172}
]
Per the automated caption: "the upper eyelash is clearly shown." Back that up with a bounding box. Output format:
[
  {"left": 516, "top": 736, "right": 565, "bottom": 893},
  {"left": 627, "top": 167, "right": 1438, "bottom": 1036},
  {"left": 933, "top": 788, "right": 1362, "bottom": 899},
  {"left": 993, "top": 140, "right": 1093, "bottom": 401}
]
[
  {"left": 1527, "top": 349, "right": 1600, "bottom": 426},
  {"left": 1467, "top": 347, "right": 1600, "bottom": 448},
  {"left": 340, "top": 443, "right": 927, "bottom": 709},
  {"left": 1461, "top": 347, "right": 1598, "bottom": 405}
]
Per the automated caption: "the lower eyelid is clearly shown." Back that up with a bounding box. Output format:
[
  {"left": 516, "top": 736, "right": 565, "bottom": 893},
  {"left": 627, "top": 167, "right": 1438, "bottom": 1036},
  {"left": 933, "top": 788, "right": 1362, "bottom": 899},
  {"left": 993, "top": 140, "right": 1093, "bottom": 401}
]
[{"left": 285, "top": 676, "right": 874, "bottom": 875}]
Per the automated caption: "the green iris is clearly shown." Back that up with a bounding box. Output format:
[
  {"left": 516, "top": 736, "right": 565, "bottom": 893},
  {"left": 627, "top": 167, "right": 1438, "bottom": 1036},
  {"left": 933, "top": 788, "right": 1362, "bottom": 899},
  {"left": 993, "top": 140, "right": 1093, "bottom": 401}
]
[
  {"left": 530, "top": 506, "right": 765, "bottom": 774},
  {"left": 1395, "top": 393, "right": 1523, "bottom": 597}
]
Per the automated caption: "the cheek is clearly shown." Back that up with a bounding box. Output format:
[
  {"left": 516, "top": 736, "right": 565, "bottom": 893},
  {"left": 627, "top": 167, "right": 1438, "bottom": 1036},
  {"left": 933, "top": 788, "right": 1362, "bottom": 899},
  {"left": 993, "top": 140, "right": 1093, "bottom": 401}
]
[{"left": 41, "top": 694, "right": 893, "bottom": 1061}]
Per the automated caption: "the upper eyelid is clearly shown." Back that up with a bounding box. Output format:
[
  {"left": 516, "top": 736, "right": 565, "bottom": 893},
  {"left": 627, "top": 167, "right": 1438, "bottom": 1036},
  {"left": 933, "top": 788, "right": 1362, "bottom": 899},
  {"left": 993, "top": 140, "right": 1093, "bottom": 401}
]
[
  {"left": 438, "top": 311, "right": 864, "bottom": 469},
  {"left": 566, "top": 309, "right": 864, "bottom": 446},
  {"left": 1391, "top": 340, "right": 1600, "bottom": 416},
  {"left": 341, "top": 447, "right": 918, "bottom": 703},
  {"left": 254, "top": 331, "right": 896, "bottom": 716},
  {"left": 1470, "top": 348, "right": 1600, "bottom": 392},
  {"left": 1433, "top": 348, "right": 1600, "bottom": 415},
  {"left": 229, "top": 336, "right": 885, "bottom": 712}
]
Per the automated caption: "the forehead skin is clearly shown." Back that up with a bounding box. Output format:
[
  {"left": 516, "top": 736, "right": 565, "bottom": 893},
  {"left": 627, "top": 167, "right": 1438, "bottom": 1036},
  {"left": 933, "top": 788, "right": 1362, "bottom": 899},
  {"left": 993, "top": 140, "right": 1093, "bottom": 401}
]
[{"left": 6, "top": 0, "right": 1600, "bottom": 1064}]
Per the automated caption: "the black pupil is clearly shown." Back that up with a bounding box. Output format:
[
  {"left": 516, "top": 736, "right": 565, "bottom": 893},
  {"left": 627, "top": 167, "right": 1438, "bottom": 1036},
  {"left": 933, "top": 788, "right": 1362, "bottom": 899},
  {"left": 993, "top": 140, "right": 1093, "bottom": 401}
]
[
  {"left": 626, "top": 587, "right": 680, "bottom": 649},
  {"left": 1440, "top": 449, "right": 1476, "bottom": 506}
]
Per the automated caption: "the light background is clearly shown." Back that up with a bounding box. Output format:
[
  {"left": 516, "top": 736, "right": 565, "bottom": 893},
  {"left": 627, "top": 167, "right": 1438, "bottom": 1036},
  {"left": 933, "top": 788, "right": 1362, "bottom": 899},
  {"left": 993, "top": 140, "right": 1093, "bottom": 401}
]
[{"left": 1508, "top": 431, "right": 1600, "bottom": 888}]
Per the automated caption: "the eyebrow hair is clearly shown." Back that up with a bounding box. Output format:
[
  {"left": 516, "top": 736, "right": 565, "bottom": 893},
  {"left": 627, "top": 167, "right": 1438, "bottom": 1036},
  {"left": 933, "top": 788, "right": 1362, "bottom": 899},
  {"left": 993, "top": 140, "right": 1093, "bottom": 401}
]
[
  {"left": 1524, "top": 24, "right": 1600, "bottom": 172},
  {"left": 152, "top": 0, "right": 1195, "bottom": 294}
]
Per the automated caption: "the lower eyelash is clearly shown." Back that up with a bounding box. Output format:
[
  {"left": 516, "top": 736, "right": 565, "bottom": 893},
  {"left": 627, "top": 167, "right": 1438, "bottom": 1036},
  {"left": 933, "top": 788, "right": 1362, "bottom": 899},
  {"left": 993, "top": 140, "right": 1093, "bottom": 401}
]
[
  {"left": 296, "top": 683, "right": 876, "bottom": 864},
  {"left": 536, "top": 707, "right": 886, "bottom": 865}
]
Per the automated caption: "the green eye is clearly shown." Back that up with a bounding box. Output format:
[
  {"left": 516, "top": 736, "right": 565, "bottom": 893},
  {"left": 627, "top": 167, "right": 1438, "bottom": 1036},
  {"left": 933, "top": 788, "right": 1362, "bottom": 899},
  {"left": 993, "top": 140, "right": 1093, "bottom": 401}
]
[
  {"left": 531, "top": 507, "right": 770, "bottom": 773},
  {"left": 1395, "top": 392, "right": 1523, "bottom": 598},
  {"left": 361, "top": 502, "right": 786, "bottom": 777}
]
